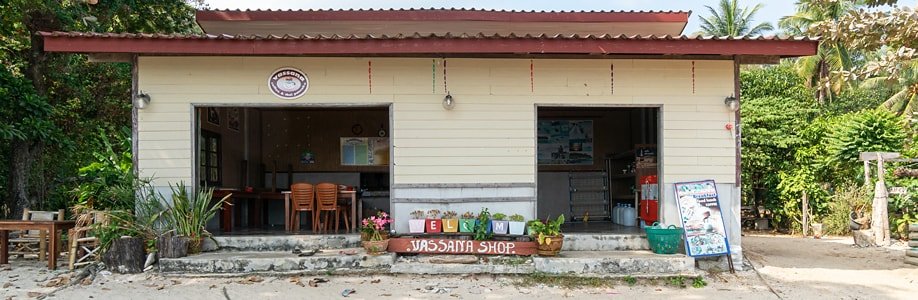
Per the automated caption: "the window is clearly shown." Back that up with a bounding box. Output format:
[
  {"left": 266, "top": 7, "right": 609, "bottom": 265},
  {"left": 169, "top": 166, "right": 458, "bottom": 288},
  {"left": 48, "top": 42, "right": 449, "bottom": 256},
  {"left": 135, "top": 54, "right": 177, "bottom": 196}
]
[{"left": 199, "top": 130, "right": 221, "bottom": 186}]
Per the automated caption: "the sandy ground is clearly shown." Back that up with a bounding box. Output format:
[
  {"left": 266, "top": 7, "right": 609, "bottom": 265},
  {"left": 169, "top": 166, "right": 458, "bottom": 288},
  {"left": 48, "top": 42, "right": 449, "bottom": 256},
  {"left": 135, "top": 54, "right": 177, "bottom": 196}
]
[{"left": 0, "top": 234, "right": 914, "bottom": 300}]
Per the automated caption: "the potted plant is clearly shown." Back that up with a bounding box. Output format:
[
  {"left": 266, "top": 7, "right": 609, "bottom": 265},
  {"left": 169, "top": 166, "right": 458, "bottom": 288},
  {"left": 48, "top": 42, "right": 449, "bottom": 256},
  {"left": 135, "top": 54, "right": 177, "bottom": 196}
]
[
  {"left": 491, "top": 213, "right": 509, "bottom": 234},
  {"left": 459, "top": 211, "right": 476, "bottom": 233},
  {"left": 442, "top": 211, "right": 459, "bottom": 233},
  {"left": 360, "top": 212, "right": 393, "bottom": 255},
  {"left": 508, "top": 214, "right": 526, "bottom": 235},
  {"left": 361, "top": 211, "right": 391, "bottom": 241},
  {"left": 474, "top": 208, "right": 493, "bottom": 240},
  {"left": 426, "top": 209, "right": 442, "bottom": 233},
  {"left": 529, "top": 215, "right": 565, "bottom": 256},
  {"left": 408, "top": 210, "right": 426, "bottom": 233},
  {"left": 162, "top": 183, "right": 229, "bottom": 254}
]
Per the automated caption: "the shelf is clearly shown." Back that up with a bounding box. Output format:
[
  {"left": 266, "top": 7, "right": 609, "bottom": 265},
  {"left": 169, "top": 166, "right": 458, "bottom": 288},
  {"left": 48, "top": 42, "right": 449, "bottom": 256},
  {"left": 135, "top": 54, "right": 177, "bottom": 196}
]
[
  {"left": 570, "top": 201, "right": 610, "bottom": 207},
  {"left": 611, "top": 194, "right": 635, "bottom": 200}
]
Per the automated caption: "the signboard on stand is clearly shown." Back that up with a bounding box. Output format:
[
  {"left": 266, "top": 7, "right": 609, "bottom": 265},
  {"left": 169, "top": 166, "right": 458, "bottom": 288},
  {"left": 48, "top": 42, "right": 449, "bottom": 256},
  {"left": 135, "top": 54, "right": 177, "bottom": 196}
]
[{"left": 674, "top": 180, "right": 731, "bottom": 258}]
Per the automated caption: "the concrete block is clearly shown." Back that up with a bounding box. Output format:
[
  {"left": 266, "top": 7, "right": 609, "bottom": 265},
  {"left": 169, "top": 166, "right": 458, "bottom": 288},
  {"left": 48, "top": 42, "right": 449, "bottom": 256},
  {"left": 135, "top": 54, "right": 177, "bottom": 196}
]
[
  {"left": 206, "top": 234, "right": 360, "bottom": 252},
  {"left": 159, "top": 249, "right": 395, "bottom": 275}
]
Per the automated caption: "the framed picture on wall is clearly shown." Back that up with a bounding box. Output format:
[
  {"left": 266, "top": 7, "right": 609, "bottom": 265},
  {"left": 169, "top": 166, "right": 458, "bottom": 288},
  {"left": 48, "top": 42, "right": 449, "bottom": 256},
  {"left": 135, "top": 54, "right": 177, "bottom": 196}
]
[
  {"left": 207, "top": 107, "right": 221, "bottom": 126},
  {"left": 228, "top": 108, "right": 240, "bottom": 131}
]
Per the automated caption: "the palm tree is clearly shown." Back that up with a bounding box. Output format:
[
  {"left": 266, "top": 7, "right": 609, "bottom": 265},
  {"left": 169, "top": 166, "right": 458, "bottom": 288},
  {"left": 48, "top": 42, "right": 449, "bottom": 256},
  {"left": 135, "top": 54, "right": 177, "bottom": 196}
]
[
  {"left": 779, "top": 0, "right": 860, "bottom": 104},
  {"left": 696, "top": 0, "right": 774, "bottom": 36},
  {"left": 862, "top": 59, "right": 918, "bottom": 118}
]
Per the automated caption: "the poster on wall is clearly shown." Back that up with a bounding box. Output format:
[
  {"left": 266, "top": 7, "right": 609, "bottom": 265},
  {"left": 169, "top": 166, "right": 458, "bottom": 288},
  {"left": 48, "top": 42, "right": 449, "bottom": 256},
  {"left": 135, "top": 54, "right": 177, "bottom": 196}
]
[
  {"left": 674, "top": 180, "right": 731, "bottom": 257},
  {"left": 341, "top": 137, "right": 389, "bottom": 166},
  {"left": 227, "top": 108, "right": 240, "bottom": 131},
  {"left": 537, "top": 120, "right": 593, "bottom": 165}
]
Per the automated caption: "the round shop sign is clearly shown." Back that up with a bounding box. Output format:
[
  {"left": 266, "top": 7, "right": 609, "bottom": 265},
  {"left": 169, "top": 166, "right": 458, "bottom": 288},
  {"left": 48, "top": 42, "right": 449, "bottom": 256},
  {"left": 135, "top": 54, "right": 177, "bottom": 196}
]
[{"left": 268, "top": 67, "right": 309, "bottom": 99}]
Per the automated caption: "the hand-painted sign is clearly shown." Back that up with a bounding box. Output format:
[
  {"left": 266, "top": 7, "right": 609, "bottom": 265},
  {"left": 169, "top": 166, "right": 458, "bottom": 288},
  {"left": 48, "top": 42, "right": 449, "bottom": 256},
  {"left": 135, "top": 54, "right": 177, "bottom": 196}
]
[
  {"left": 674, "top": 180, "right": 731, "bottom": 257},
  {"left": 268, "top": 67, "right": 309, "bottom": 99},
  {"left": 387, "top": 238, "right": 537, "bottom": 255}
]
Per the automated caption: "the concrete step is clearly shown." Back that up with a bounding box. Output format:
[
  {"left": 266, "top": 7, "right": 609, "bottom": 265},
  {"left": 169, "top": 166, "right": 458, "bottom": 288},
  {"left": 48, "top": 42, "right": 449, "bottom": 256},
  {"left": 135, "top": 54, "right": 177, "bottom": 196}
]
[
  {"left": 534, "top": 251, "right": 696, "bottom": 277},
  {"left": 159, "top": 249, "right": 394, "bottom": 275},
  {"left": 562, "top": 233, "right": 650, "bottom": 251},
  {"left": 390, "top": 251, "right": 694, "bottom": 277},
  {"left": 203, "top": 233, "right": 647, "bottom": 252},
  {"left": 202, "top": 234, "right": 360, "bottom": 252}
]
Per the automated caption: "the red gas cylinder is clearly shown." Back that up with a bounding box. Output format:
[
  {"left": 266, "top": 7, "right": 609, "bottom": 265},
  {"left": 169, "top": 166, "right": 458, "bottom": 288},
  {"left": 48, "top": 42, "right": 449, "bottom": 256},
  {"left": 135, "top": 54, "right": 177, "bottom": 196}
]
[{"left": 639, "top": 175, "right": 659, "bottom": 225}]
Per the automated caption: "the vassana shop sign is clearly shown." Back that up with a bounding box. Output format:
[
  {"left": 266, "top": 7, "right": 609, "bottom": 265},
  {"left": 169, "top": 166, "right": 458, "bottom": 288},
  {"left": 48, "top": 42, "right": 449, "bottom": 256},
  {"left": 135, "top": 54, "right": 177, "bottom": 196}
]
[{"left": 388, "top": 238, "right": 538, "bottom": 255}]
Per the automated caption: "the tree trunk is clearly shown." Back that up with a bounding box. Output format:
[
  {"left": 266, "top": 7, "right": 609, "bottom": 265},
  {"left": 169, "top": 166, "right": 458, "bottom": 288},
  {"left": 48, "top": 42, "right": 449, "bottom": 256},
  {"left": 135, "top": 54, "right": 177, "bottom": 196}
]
[
  {"left": 103, "top": 237, "right": 145, "bottom": 274},
  {"left": 157, "top": 232, "right": 189, "bottom": 259},
  {"left": 7, "top": 140, "right": 37, "bottom": 218}
]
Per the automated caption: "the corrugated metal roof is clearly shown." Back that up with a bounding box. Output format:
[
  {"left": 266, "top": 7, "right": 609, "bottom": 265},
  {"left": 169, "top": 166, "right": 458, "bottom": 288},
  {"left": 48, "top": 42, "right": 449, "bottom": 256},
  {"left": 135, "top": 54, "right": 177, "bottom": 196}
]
[
  {"left": 197, "top": 8, "right": 691, "bottom": 14},
  {"left": 39, "top": 31, "right": 818, "bottom": 41}
]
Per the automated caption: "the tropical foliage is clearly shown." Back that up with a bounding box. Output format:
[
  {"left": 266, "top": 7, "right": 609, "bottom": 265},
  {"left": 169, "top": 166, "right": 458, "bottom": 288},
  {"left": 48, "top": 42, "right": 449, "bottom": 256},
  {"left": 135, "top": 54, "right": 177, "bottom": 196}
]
[{"left": 697, "top": 0, "right": 774, "bottom": 36}]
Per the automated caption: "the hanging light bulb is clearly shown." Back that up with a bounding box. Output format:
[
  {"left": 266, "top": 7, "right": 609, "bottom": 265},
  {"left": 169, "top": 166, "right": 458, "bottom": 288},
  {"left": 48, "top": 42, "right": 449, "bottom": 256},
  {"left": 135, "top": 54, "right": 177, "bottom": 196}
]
[{"left": 442, "top": 93, "right": 455, "bottom": 110}]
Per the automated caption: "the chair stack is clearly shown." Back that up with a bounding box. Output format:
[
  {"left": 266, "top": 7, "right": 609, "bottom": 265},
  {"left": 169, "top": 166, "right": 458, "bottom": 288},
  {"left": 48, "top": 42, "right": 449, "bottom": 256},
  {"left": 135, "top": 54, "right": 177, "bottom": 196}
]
[{"left": 908, "top": 223, "right": 918, "bottom": 266}]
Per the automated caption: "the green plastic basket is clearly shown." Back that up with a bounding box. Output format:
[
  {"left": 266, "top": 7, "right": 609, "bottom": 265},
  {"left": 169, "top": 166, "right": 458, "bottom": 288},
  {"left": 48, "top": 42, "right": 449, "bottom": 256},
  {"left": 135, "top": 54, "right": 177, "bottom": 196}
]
[{"left": 644, "top": 223, "right": 684, "bottom": 254}]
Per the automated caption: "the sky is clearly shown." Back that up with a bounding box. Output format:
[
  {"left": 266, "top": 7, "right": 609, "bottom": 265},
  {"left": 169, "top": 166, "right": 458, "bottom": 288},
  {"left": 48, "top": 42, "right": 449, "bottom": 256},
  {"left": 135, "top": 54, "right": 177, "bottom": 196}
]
[{"left": 203, "top": 0, "right": 800, "bottom": 35}]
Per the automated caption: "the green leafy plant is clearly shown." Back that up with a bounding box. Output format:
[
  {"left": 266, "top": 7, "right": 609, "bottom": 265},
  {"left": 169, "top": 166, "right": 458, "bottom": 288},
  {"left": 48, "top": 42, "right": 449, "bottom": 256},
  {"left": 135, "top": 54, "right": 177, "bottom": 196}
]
[
  {"left": 460, "top": 211, "right": 476, "bottom": 219},
  {"left": 71, "top": 129, "right": 136, "bottom": 211},
  {"left": 492, "top": 213, "right": 507, "bottom": 221},
  {"left": 623, "top": 275, "right": 637, "bottom": 286},
  {"left": 529, "top": 215, "right": 565, "bottom": 245},
  {"left": 692, "top": 276, "right": 707, "bottom": 288},
  {"left": 474, "top": 208, "right": 493, "bottom": 241},
  {"left": 509, "top": 214, "right": 525, "bottom": 222},
  {"left": 161, "top": 182, "right": 229, "bottom": 253},
  {"left": 426, "top": 209, "right": 441, "bottom": 219},
  {"left": 410, "top": 210, "right": 425, "bottom": 219},
  {"left": 669, "top": 276, "right": 687, "bottom": 288}
]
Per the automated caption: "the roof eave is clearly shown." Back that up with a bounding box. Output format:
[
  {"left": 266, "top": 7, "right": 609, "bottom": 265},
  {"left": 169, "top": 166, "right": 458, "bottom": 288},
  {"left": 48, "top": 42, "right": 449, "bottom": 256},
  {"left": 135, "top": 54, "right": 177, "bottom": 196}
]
[{"left": 41, "top": 36, "right": 818, "bottom": 59}]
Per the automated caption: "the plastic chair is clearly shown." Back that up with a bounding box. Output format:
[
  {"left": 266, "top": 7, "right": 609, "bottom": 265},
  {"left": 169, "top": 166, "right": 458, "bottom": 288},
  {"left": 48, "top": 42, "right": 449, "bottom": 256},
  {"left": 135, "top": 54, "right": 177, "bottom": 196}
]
[
  {"left": 289, "top": 182, "right": 316, "bottom": 232},
  {"left": 315, "top": 183, "right": 348, "bottom": 233}
]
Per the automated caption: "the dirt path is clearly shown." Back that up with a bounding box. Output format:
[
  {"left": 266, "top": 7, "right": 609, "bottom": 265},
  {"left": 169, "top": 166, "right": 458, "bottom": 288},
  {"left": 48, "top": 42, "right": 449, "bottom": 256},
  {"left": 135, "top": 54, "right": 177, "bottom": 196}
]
[
  {"left": 742, "top": 234, "right": 917, "bottom": 300},
  {"left": 0, "top": 234, "right": 914, "bottom": 299}
]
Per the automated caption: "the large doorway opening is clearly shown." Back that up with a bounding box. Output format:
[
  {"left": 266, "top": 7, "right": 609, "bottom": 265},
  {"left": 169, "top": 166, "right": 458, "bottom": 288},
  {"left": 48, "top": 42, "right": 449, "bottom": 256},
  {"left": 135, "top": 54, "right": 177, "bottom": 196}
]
[
  {"left": 536, "top": 106, "right": 660, "bottom": 233},
  {"left": 194, "top": 106, "right": 391, "bottom": 234}
]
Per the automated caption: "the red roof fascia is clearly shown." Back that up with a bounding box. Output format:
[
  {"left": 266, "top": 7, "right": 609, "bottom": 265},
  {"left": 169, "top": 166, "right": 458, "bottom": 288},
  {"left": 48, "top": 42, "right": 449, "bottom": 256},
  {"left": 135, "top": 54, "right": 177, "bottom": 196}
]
[
  {"left": 195, "top": 9, "right": 690, "bottom": 23},
  {"left": 41, "top": 35, "right": 817, "bottom": 57}
]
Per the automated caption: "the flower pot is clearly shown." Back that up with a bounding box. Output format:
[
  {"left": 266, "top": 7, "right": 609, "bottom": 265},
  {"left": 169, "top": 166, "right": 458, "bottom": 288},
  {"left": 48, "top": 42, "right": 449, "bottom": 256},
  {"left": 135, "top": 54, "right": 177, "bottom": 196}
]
[
  {"left": 459, "top": 219, "right": 476, "bottom": 233},
  {"left": 362, "top": 239, "right": 390, "bottom": 255},
  {"left": 491, "top": 220, "right": 509, "bottom": 234},
  {"left": 408, "top": 219, "right": 426, "bottom": 233},
  {"left": 508, "top": 221, "right": 526, "bottom": 235},
  {"left": 537, "top": 234, "right": 564, "bottom": 256},
  {"left": 360, "top": 231, "right": 389, "bottom": 241},
  {"left": 442, "top": 219, "right": 459, "bottom": 233},
  {"left": 426, "top": 219, "right": 442, "bottom": 233},
  {"left": 474, "top": 219, "right": 492, "bottom": 233},
  {"left": 187, "top": 238, "right": 203, "bottom": 254}
]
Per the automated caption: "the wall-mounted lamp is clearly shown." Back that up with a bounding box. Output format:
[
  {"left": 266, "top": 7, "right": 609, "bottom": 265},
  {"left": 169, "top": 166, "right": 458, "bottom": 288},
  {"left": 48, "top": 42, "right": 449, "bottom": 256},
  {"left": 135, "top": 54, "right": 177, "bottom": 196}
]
[
  {"left": 724, "top": 95, "right": 739, "bottom": 112},
  {"left": 442, "top": 93, "right": 455, "bottom": 110},
  {"left": 134, "top": 92, "right": 151, "bottom": 110}
]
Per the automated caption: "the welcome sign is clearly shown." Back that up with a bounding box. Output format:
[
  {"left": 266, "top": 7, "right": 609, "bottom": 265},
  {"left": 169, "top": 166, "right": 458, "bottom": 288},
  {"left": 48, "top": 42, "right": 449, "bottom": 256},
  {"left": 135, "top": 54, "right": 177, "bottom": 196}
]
[{"left": 674, "top": 180, "right": 731, "bottom": 257}]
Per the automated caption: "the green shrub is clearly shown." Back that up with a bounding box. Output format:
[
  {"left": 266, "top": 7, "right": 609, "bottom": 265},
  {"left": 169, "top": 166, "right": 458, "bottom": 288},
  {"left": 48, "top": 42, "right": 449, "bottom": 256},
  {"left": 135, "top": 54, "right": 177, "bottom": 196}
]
[{"left": 822, "top": 184, "right": 872, "bottom": 235}]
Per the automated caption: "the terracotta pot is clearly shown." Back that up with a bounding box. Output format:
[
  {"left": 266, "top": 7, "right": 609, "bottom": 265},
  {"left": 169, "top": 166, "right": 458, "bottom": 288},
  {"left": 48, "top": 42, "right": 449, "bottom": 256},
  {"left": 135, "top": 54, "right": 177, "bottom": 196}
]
[
  {"left": 536, "top": 234, "right": 564, "bottom": 256},
  {"left": 442, "top": 219, "right": 459, "bottom": 233},
  {"left": 362, "top": 239, "right": 390, "bottom": 254},
  {"left": 360, "top": 231, "right": 389, "bottom": 242}
]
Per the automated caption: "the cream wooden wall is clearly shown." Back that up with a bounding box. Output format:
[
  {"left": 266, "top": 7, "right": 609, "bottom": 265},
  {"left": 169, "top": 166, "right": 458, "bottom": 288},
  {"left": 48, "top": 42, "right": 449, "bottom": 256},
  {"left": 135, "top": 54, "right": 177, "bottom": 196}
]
[{"left": 137, "top": 57, "right": 737, "bottom": 187}]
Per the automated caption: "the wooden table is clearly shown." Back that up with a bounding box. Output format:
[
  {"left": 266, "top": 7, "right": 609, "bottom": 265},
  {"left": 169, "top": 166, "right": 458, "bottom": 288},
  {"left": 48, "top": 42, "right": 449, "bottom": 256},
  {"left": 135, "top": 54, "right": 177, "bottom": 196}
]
[
  {"left": 283, "top": 190, "right": 360, "bottom": 233},
  {"left": 0, "top": 220, "right": 76, "bottom": 270},
  {"left": 215, "top": 190, "right": 288, "bottom": 232}
]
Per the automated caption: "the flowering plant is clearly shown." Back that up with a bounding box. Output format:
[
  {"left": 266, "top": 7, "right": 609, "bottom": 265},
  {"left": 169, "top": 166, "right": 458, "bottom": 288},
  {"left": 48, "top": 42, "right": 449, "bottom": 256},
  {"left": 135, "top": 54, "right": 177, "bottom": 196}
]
[
  {"left": 426, "top": 209, "right": 442, "bottom": 219},
  {"left": 360, "top": 211, "right": 393, "bottom": 241}
]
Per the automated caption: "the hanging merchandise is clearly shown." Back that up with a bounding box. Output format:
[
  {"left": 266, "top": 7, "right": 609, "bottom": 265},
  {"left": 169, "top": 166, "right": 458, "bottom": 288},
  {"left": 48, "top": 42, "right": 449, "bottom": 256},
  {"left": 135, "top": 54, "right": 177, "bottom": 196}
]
[{"left": 640, "top": 175, "right": 659, "bottom": 225}]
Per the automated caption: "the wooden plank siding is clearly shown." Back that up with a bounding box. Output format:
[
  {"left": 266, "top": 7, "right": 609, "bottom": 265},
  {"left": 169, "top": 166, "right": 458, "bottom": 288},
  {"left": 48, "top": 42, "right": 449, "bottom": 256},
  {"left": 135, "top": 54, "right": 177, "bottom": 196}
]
[{"left": 137, "top": 57, "right": 736, "bottom": 186}]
